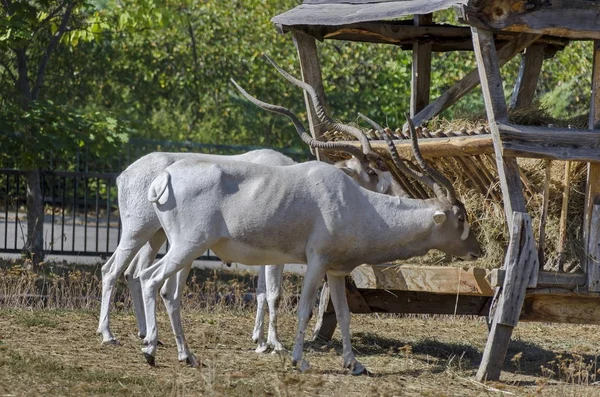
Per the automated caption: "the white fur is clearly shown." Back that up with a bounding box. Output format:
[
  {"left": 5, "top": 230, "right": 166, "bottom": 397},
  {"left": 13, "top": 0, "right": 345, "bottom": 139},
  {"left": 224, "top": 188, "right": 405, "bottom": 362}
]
[{"left": 139, "top": 159, "right": 481, "bottom": 373}]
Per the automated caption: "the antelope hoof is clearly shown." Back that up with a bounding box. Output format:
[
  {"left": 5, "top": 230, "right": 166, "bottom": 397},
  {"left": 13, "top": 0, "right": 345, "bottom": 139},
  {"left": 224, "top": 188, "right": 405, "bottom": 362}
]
[
  {"left": 144, "top": 353, "right": 156, "bottom": 366},
  {"left": 292, "top": 359, "right": 311, "bottom": 373},
  {"left": 184, "top": 354, "right": 200, "bottom": 368},
  {"left": 347, "top": 360, "right": 370, "bottom": 376},
  {"left": 101, "top": 338, "right": 120, "bottom": 346},
  {"left": 255, "top": 344, "right": 269, "bottom": 353}
]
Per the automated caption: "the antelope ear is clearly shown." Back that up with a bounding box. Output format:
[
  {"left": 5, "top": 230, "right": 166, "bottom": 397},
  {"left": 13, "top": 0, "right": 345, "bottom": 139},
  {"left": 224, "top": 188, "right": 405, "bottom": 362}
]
[
  {"left": 340, "top": 167, "right": 357, "bottom": 178},
  {"left": 433, "top": 210, "right": 447, "bottom": 224}
]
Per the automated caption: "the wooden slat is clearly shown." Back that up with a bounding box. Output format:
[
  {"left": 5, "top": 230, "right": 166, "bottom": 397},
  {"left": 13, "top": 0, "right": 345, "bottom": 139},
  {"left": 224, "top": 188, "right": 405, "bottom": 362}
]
[
  {"left": 537, "top": 160, "right": 551, "bottom": 266},
  {"left": 499, "top": 122, "right": 600, "bottom": 162},
  {"left": 410, "top": 14, "right": 432, "bottom": 117},
  {"left": 351, "top": 265, "right": 495, "bottom": 296},
  {"left": 358, "top": 289, "right": 491, "bottom": 316},
  {"left": 584, "top": 40, "right": 600, "bottom": 289},
  {"left": 490, "top": 270, "right": 587, "bottom": 290},
  {"left": 311, "top": 282, "right": 338, "bottom": 342},
  {"left": 510, "top": 43, "right": 545, "bottom": 109},
  {"left": 411, "top": 33, "right": 541, "bottom": 128},
  {"left": 520, "top": 294, "right": 600, "bottom": 324},
  {"left": 557, "top": 161, "right": 572, "bottom": 271},
  {"left": 293, "top": 31, "right": 328, "bottom": 162},
  {"left": 348, "top": 135, "right": 495, "bottom": 159},
  {"left": 586, "top": 205, "right": 600, "bottom": 292}
]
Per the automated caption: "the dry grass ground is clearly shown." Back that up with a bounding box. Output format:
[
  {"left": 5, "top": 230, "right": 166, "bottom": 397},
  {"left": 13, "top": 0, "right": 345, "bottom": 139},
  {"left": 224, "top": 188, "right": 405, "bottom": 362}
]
[{"left": 1, "top": 307, "right": 600, "bottom": 396}]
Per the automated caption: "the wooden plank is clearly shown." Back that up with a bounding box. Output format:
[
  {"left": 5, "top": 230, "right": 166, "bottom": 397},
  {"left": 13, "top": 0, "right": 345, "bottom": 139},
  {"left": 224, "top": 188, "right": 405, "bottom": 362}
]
[
  {"left": 476, "top": 211, "right": 538, "bottom": 382},
  {"left": 498, "top": 212, "right": 539, "bottom": 326},
  {"left": 359, "top": 289, "right": 491, "bottom": 316},
  {"left": 351, "top": 265, "right": 495, "bottom": 296},
  {"left": 347, "top": 135, "right": 495, "bottom": 159},
  {"left": 292, "top": 31, "right": 328, "bottom": 162},
  {"left": 584, "top": 41, "right": 600, "bottom": 288},
  {"left": 344, "top": 275, "right": 372, "bottom": 314},
  {"left": 499, "top": 122, "right": 600, "bottom": 162},
  {"left": 557, "top": 161, "right": 572, "bottom": 271},
  {"left": 462, "top": 1, "right": 600, "bottom": 41},
  {"left": 410, "top": 14, "right": 432, "bottom": 117},
  {"left": 520, "top": 294, "right": 600, "bottom": 324},
  {"left": 586, "top": 205, "right": 600, "bottom": 292},
  {"left": 412, "top": 33, "right": 541, "bottom": 128},
  {"left": 311, "top": 282, "right": 337, "bottom": 342},
  {"left": 490, "top": 270, "right": 587, "bottom": 290},
  {"left": 510, "top": 43, "right": 545, "bottom": 110},
  {"left": 537, "top": 160, "right": 551, "bottom": 266},
  {"left": 472, "top": 27, "right": 530, "bottom": 230}
]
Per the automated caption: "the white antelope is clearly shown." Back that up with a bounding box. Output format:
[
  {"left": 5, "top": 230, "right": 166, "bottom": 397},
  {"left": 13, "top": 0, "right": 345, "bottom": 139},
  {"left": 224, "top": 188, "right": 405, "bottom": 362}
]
[
  {"left": 97, "top": 110, "right": 400, "bottom": 362},
  {"left": 139, "top": 112, "right": 482, "bottom": 374}
]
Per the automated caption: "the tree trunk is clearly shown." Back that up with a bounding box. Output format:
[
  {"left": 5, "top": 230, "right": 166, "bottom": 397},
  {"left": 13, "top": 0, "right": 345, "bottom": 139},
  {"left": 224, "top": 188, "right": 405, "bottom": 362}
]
[{"left": 25, "top": 168, "right": 44, "bottom": 269}]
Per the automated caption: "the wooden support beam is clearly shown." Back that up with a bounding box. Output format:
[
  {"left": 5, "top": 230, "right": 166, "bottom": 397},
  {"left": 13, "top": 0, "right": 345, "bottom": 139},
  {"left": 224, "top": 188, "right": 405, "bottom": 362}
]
[
  {"left": 537, "top": 160, "right": 551, "bottom": 267},
  {"left": 311, "top": 282, "right": 337, "bottom": 342},
  {"left": 510, "top": 43, "right": 545, "bottom": 110},
  {"left": 471, "top": 28, "right": 530, "bottom": 229},
  {"left": 293, "top": 31, "right": 328, "bottom": 162},
  {"left": 477, "top": 212, "right": 538, "bottom": 382},
  {"left": 461, "top": 1, "right": 600, "bottom": 41},
  {"left": 520, "top": 293, "right": 600, "bottom": 324},
  {"left": 358, "top": 289, "right": 491, "bottom": 316},
  {"left": 410, "top": 14, "right": 432, "bottom": 117},
  {"left": 490, "top": 270, "right": 586, "bottom": 290},
  {"left": 473, "top": 27, "right": 539, "bottom": 382},
  {"left": 557, "top": 161, "right": 572, "bottom": 271},
  {"left": 586, "top": 205, "right": 600, "bottom": 292},
  {"left": 412, "top": 33, "right": 541, "bottom": 128},
  {"left": 351, "top": 265, "right": 495, "bottom": 296},
  {"left": 498, "top": 122, "right": 600, "bottom": 162},
  {"left": 585, "top": 40, "right": 600, "bottom": 290}
]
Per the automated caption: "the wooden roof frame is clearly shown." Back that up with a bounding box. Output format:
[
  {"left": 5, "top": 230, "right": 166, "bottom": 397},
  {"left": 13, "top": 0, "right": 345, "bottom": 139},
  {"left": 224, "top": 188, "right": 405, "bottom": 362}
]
[{"left": 272, "top": 0, "right": 600, "bottom": 383}]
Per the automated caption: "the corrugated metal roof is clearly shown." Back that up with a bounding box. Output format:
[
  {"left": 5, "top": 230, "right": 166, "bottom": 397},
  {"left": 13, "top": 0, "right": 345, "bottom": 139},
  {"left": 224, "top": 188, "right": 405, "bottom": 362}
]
[{"left": 272, "top": 0, "right": 468, "bottom": 27}]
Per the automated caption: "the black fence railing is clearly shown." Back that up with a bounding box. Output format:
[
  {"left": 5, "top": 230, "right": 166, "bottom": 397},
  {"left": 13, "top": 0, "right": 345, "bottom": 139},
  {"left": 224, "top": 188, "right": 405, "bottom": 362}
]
[{"left": 0, "top": 168, "right": 218, "bottom": 260}]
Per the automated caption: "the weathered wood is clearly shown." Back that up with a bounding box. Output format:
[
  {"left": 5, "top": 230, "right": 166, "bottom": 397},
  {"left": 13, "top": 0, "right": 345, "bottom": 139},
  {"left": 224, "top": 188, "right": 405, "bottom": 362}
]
[
  {"left": 472, "top": 27, "right": 530, "bottom": 231},
  {"left": 410, "top": 14, "right": 432, "bottom": 117},
  {"left": 348, "top": 135, "right": 495, "bottom": 159},
  {"left": 498, "top": 212, "right": 539, "bottom": 325},
  {"left": 358, "top": 289, "right": 491, "bottom": 316},
  {"left": 412, "top": 33, "right": 541, "bottom": 128},
  {"left": 462, "top": 0, "right": 600, "bottom": 41},
  {"left": 520, "top": 293, "right": 600, "bottom": 324},
  {"left": 510, "top": 43, "right": 545, "bottom": 110},
  {"left": 344, "top": 275, "right": 372, "bottom": 313},
  {"left": 476, "top": 211, "right": 538, "bottom": 382},
  {"left": 490, "top": 270, "right": 587, "bottom": 290},
  {"left": 586, "top": 205, "right": 600, "bottom": 292},
  {"left": 293, "top": 31, "right": 328, "bottom": 162},
  {"left": 498, "top": 122, "right": 600, "bottom": 162},
  {"left": 537, "top": 160, "right": 551, "bottom": 266},
  {"left": 557, "top": 161, "right": 572, "bottom": 271},
  {"left": 351, "top": 265, "right": 495, "bottom": 296},
  {"left": 311, "top": 282, "right": 337, "bottom": 342},
  {"left": 584, "top": 41, "right": 600, "bottom": 286}
]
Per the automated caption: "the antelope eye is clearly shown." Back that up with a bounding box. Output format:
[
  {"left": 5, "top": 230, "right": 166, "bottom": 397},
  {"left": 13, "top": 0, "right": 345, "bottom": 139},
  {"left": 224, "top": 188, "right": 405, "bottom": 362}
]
[
  {"left": 457, "top": 214, "right": 465, "bottom": 222},
  {"left": 367, "top": 169, "right": 376, "bottom": 176}
]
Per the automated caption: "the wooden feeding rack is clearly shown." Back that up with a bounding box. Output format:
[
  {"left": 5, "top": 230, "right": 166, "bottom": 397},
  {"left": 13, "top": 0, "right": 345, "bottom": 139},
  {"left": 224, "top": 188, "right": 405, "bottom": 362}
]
[{"left": 272, "top": 0, "right": 600, "bottom": 382}]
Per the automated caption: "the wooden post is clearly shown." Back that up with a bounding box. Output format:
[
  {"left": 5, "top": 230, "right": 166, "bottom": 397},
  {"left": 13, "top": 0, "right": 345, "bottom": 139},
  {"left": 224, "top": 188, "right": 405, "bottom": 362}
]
[
  {"left": 471, "top": 27, "right": 540, "bottom": 381},
  {"left": 477, "top": 212, "right": 538, "bottom": 381},
  {"left": 537, "top": 160, "right": 552, "bottom": 267},
  {"left": 410, "top": 14, "right": 432, "bottom": 117},
  {"left": 557, "top": 161, "right": 572, "bottom": 271},
  {"left": 585, "top": 40, "right": 600, "bottom": 291},
  {"left": 311, "top": 282, "right": 337, "bottom": 341},
  {"left": 509, "top": 43, "right": 545, "bottom": 110},
  {"left": 292, "top": 31, "right": 328, "bottom": 162}
]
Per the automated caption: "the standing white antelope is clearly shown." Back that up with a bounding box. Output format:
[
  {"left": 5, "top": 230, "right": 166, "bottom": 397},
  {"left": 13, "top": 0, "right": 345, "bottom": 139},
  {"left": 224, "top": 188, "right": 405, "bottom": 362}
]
[
  {"left": 139, "top": 112, "right": 482, "bottom": 374},
  {"left": 96, "top": 108, "right": 399, "bottom": 363}
]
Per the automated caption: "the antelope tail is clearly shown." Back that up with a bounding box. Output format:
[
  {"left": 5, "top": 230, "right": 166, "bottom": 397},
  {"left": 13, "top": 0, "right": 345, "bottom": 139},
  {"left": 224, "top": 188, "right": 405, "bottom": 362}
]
[{"left": 148, "top": 171, "right": 171, "bottom": 205}]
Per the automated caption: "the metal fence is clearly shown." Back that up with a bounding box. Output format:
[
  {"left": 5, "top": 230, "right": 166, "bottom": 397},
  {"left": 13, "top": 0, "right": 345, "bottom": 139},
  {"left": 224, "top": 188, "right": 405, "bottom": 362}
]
[{"left": 0, "top": 169, "right": 213, "bottom": 260}]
